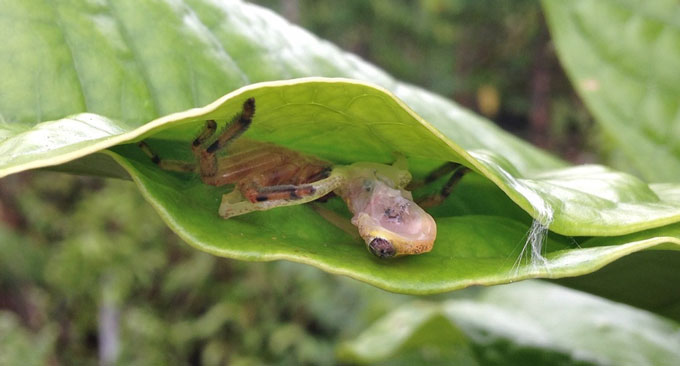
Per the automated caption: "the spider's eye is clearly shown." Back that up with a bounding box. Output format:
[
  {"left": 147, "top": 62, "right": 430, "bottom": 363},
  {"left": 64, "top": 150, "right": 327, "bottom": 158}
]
[{"left": 368, "top": 237, "right": 396, "bottom": 258}]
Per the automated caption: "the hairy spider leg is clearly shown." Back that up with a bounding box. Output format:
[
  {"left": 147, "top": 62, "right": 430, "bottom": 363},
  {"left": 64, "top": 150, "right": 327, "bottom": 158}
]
[
  {"left": 251, "top": 184, "right": 317, "bottom": 201},
  {"left": 137, "top": 98, "right": 255, "bottom": 176},
  {"left": 219, "top": 172, "right": 344, "bottom": 218},
  {"left": 407, "top": 162, "right": 459, "bottom": 190},
  {"left": 196, "top": 98, "right": 256, "bottom": 183},
  {"left": 138, "top": 140, "right": 197, "bottom": 172},
  {"left": 416, "top": 162, "right": 470, "bottom": 208},
  {"left": 237, "top": 162, "right": 333, "bottom": 203},
  {"left": 192, "top": 120, "right": 218, "bottom": 149},
  {"left": 207, "top": 98, "right": 255, "bottom": 154}
]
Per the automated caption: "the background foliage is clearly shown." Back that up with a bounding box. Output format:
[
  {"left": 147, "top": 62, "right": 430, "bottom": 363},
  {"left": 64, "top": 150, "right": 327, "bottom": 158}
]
[{"left": 1, "top": 0, "right": 679, "bottom": 365}]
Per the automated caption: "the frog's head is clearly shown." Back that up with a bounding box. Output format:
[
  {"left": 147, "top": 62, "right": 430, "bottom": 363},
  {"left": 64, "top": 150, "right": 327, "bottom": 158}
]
[{"left": 351, "top": 181, "right": 437, "bottom": 258}]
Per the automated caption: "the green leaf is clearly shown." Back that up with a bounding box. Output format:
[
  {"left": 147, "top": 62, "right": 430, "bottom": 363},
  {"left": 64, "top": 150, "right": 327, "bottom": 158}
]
[
  {"left": 0, "top": 312, "right": 57, "bottom": 366},
  {"left": 1, "top": 0, "right": 680, "bottom": 297},
  {"left": 5, "top": 79, "right": 680, "bottom": 237},
  {"left": 557, "top": 249, "right": 680, "bottom": 321},
  {"left": 542, "top": 0, "right": 680, "bottom": 182},
  {"left": 0, "top": 0, "right": 557, "bottom": 176},
  {"left": 339, "top": 281, "right": 680, "bottom": 366},
  {"left": 337, "top": 301, "right": 479, "bottom": 365},
  {"left": 75, "top": 78, "right": 679, "bottom": 296}
]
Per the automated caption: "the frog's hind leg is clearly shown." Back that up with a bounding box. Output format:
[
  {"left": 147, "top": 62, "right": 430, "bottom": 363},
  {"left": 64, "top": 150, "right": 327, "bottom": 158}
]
[{"left": 219, "top": 173, "right": 344, "bottom": 218}]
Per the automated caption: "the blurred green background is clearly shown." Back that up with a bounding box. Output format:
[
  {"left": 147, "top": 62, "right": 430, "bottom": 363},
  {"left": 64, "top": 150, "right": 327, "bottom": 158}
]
[{"left": 0, "top": 1, "right": 615, "bottom": 365}]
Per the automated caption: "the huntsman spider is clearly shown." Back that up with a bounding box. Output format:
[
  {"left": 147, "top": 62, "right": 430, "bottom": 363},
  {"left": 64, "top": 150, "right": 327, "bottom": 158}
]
[{"left": 139, "top": 98, "right": 468, "bottom": 258}]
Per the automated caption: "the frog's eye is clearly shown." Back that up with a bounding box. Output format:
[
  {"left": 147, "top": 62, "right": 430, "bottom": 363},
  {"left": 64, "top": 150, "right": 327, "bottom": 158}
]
[{"left": 368, "top": 237, "right": 396, "bottom": 258}]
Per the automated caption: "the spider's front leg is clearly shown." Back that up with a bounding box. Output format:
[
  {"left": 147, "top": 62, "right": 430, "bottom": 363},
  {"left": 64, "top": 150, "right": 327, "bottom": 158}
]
[
  {"left": 138, "top": 141, "right": 196, "bottom": 172},
  {"left": 218, "top": 173, "right": 344, "bottom": 218},
  {"left": 411, "top": 162, "right": 469, "bottom": 208},
  {"left": 196, "top": 98, "right": 255, "bottom": 185},
  {"left": 138, "top": 106, "right": 223, "bottom": 173}
]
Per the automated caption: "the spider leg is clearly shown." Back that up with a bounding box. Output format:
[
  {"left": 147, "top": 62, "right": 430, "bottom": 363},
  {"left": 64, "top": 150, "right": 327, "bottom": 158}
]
[
  {"left": 416, "top": 163, "right": 469, "bottom": 208},
  {"left": 206, "top": 98, "right": 255, "bottom": 154},
  {"left": 197, "top": 98, "right": 255, "bottom": 178},
  {"left": 191, "top": 120, "right": 218, "bottom": 151},
  {"left": 219, "top": 173, "right": 344, "bottom": 218},
  {"left": 408, "top": 162, "right": 462, "bottom": 190},
  {"left": 138, "top": 141, "right": 196, "bottom": 172},
  {"left": 242, "top": 183, "right": 318, "bottom": 203}
]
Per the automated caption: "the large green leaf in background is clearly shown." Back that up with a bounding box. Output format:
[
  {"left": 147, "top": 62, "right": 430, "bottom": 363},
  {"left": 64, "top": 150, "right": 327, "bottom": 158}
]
[
  {"left": 0, "top": 0, "right": 556, "bottom": 175},
  {"left": 543, "top": 0, "right": 680, "bottom": 182},
  {"left": 541, "top": 0, "right": 680, "bottom": 320},
  {"left": 339, "top": 281, "right": 680, "bottom": 366},
  {"left": 1, "top": 0, "right": 679, "bottom": 300}
]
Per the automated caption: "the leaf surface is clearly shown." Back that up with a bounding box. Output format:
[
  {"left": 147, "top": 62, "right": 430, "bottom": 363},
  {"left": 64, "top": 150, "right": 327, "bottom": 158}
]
[
  {"left": 542, "top": 0, "right": 680, "bottom": 182},
  {"left": 0, "top": 0, "right": 679, "bottom": 297},
  {"left": 339, "top": 281, "right": 680, "bottom": 366},
  {"left": 89, "top": 80, "right": 680, "bottom": 294}
]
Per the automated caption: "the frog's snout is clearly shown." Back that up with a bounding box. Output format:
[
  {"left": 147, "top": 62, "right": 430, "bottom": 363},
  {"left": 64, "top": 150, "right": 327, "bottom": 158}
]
[{"left": 368, "top": 237, "right": 396, "bottom": 258}]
